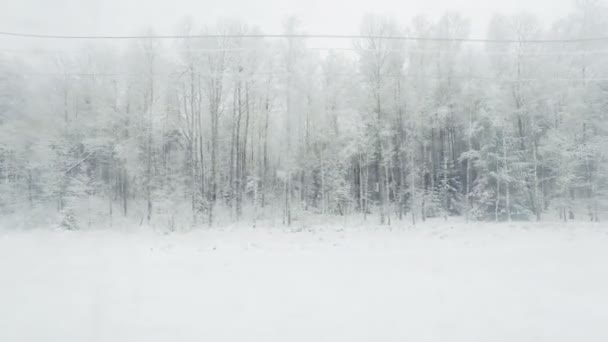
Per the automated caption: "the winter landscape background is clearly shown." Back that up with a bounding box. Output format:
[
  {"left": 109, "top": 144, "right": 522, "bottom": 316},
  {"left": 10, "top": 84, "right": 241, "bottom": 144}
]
[
  {"left": 0, "top": 2, "right": 607, "bottom": 228},
  {"left": 1, "top": 0, "right": 608, "bottom": 341}
]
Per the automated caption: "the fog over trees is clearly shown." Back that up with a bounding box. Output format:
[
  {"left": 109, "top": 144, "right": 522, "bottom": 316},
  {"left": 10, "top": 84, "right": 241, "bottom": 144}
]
[{"left": 1, "top": 1, "right": 607, "bottom": 229}]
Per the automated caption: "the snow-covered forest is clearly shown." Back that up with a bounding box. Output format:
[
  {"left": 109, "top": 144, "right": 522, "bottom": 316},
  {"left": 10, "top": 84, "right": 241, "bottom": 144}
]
[
  {"left": 3, "top": 2, "right": 608, "bottom": 341},
  {"left": 1, "top": 1, "right": 607, "bottom": 230}
]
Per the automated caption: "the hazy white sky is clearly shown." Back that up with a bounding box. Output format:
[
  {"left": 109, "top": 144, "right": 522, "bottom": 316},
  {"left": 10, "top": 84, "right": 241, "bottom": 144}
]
[{"left": 2, "top": 0, "right": 574, "bottom": 38}]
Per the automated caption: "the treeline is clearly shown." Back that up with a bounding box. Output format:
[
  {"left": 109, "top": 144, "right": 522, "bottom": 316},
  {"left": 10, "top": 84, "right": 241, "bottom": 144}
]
[{"left": 1, "top": 3, "right": 607, "bottom": 228}]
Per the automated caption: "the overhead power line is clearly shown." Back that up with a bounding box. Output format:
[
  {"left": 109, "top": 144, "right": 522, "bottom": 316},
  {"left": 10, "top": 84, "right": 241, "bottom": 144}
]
[
  {"left": 7, "top": 71, "right": 608, "bottom": 83},
  {"left": 3, "top": 46, "right": 608, "bottom": 56},
  {"left": 1, "top": 31, "right": 608, "bottom": 44}
]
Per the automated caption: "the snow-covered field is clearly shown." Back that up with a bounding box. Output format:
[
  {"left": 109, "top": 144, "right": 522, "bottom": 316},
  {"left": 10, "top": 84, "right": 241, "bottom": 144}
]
[{"left": 1, "top": 221, "right": 607, "bottom": 342}]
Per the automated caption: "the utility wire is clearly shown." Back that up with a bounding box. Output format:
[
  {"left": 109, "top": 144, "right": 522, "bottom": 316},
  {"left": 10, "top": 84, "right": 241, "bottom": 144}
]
[
  {"left": 7, "top": 71, "right": 608, "bottom": 83},
  {"left": 3, "top": 47, "right": 608, "bottom": 56},
  {"left": 1, "top": 31, "right": 608, "bottom": 43}
]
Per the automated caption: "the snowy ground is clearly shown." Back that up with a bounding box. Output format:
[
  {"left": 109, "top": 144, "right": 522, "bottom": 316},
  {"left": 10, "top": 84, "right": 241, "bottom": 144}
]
[{"left": 1, "top": 221, "right": 607, "bottom": 342}]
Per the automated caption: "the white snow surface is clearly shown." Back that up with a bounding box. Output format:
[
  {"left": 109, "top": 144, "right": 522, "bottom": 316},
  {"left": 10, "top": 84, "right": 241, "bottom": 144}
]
[{"left": 1, "top": 221, "right": 607, "bottom": 341}]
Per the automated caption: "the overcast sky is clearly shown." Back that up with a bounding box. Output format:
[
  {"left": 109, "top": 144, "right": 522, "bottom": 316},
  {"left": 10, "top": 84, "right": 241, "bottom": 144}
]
[{"left": 2, "top": 0, "right": 575, "bottom": 38}]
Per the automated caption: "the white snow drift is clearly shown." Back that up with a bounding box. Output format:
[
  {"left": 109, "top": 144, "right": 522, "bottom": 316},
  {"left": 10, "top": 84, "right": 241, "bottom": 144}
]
[{"left": 1, "top": 222, "right": 607, "bottom": 342}]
